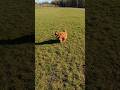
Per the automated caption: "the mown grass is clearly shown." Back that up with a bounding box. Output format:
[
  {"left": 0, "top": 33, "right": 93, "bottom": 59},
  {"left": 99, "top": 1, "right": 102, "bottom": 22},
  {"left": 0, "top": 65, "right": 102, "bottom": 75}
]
[{"left": 35, "top": 7, "right": 85, "bottom": 90}]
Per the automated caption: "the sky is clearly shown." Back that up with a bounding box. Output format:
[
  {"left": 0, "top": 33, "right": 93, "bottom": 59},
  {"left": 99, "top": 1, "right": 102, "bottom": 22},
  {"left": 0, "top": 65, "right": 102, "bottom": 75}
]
[{"left": 35, "top": 0, "right": 53, "bottom": 3}]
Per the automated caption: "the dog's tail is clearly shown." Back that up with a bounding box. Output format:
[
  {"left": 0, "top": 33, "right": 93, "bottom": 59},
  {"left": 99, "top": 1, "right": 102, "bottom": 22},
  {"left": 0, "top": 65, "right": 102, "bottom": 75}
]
[{"left": 63, "top": 29, "right": 67, "bottom": 32}]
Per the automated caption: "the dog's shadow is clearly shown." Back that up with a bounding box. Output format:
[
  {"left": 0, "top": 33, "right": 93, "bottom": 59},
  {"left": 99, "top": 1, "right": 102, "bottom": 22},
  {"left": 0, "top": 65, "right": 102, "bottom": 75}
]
[{"left": 35, "top": 39, "right": 60, "bottom": 45}]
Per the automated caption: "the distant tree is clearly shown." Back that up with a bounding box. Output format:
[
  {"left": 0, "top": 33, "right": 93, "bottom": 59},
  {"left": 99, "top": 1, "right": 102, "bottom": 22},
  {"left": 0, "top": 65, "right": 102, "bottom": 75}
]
[
  {"left": 42, "top": 1, "right": 49, "bottom": 4},
  {"left": 51, "top": 0, "right": 85, "bottom": 8}
]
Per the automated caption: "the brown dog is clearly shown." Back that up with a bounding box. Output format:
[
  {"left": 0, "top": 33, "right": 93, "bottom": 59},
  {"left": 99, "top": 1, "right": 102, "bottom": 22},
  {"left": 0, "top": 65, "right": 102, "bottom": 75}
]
[{"left": 55, "top": 31, "right": 67, "bottom": 43}]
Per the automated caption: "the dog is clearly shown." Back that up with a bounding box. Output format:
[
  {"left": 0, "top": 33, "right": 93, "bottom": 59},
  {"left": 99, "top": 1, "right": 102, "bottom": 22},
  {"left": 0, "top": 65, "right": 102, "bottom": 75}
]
[{"left": 55, "top": 30, "right": 67, "bottom": 43}]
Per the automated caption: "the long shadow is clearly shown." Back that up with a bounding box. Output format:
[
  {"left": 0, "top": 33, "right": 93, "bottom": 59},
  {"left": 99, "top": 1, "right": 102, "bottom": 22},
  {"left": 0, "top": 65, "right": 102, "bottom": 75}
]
[
  {"left": 35, "top": 39, "right": 60, "bottom": 45},
  {"left": 0, "top": 34, "right": 34, "bottom": 45}
]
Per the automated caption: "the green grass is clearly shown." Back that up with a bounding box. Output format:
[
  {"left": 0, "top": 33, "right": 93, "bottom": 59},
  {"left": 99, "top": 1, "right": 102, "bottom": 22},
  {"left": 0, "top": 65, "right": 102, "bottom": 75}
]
[{"left": 35, "top": 7, "right": 85, "bottom": 90}]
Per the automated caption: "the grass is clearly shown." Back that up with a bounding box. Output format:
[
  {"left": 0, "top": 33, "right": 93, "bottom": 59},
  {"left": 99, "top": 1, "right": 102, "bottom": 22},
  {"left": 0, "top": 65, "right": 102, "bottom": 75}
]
[{"left": 35, "top": 7, "right": 85, "bottom": 90}]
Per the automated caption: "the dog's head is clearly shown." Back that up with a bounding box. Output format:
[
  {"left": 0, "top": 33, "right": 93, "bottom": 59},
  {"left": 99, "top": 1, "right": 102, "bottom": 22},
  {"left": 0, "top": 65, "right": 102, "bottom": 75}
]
[
  {"left": 55, "top": 31, "right": 58, "bottom": 36},
  {"left": 55, "top": 31, "right": 59, "bottom": 38}
]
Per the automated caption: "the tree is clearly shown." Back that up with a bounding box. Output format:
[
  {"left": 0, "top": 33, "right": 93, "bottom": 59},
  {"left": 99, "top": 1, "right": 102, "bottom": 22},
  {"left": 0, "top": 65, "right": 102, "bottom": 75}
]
[{"left": 51, "top": 0, "right": 85, "bottom": 8}]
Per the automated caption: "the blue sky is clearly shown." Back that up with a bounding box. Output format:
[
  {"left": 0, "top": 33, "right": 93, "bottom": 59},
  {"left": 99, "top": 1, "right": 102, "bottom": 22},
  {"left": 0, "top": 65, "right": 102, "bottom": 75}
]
[{"left": 35, "top": 0, "right": 53, "bottom": 3}]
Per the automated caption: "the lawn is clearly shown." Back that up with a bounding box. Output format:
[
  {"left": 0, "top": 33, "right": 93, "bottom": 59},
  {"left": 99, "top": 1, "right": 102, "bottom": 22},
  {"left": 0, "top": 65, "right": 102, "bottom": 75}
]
[{"left": 35, "top": 7, "right": 85, "bottom": 90}]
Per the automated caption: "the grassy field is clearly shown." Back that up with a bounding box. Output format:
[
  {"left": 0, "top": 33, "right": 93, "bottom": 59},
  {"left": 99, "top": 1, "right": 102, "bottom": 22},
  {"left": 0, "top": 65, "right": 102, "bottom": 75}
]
[{"left": 35, "top": 7, "right": 85, "bottom": 90}]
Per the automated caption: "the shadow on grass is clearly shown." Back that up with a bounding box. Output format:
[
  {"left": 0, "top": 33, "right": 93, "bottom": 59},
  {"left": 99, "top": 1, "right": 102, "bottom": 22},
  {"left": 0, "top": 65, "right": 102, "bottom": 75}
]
[
  {"left": 0, "top": 34, "right": 34, "bottom": 45},
  {"left": 35, "top": 39, "right": 60, "bottom": 45}
]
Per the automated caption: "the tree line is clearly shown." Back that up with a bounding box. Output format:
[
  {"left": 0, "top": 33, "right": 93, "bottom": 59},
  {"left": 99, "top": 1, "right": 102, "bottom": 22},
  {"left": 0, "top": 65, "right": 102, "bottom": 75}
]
[{"left": 51, "top": 0, "right": 85, "bottom": 8}]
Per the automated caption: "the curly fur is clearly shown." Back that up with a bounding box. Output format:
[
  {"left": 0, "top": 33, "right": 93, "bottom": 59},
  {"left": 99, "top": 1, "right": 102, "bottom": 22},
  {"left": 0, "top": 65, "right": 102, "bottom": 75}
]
[{"left": 55, "top": 31, "right": 67, "bottom": 43}]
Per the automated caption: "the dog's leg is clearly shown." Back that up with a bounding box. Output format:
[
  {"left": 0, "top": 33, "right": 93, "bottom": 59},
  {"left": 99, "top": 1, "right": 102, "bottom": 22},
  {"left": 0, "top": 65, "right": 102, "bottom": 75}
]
[{"left": 59, "top": 38, "right": 62, "bottom": 43}]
